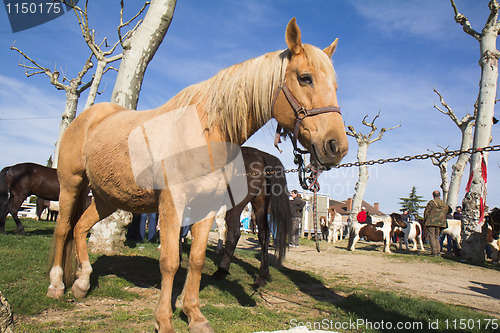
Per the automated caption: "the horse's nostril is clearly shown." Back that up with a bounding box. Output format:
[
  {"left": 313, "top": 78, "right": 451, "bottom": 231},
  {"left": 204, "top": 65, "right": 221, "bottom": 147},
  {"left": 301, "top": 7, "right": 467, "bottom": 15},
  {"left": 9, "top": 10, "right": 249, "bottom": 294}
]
[{"left": 326, "top": 140, "right": 338, "bottom": 156}]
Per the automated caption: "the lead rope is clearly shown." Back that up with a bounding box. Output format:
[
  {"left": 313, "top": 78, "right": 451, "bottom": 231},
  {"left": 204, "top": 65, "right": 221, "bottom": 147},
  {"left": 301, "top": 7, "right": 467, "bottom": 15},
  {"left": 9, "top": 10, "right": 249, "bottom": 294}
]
[{"left": 307, "top": 168, "right": 322, "bottom": 253}]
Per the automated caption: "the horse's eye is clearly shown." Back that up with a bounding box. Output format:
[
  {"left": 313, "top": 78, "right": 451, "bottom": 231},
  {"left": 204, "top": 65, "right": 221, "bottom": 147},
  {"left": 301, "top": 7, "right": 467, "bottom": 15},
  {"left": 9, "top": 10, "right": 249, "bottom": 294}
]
[{"left": 298, "top": 74, "right": 313, "bottom": 86}]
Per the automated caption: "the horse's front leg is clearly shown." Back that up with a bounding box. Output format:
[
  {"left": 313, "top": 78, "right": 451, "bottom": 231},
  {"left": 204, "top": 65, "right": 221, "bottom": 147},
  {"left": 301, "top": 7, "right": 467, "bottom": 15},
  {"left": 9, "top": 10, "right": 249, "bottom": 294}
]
[
  {"left": 156, "top": 200, "right": 181, "bottom": 333},
  {"left": 181, "top": 217, "right": 214, "bottom": 333}
]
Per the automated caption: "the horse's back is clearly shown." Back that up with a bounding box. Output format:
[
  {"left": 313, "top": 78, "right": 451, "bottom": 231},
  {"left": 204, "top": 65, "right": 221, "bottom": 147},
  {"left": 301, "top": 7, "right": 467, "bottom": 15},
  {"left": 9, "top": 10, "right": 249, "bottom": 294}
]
[{"left": 58, "top": 103, "right": 128, "bottom": 174}]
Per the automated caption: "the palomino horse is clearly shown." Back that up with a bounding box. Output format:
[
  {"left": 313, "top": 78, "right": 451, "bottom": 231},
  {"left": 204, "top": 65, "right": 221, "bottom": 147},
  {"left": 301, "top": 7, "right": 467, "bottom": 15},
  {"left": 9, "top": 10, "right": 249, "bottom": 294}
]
[
  {"left": 348, "top": 215, "right": 392, "bottom": 253},
  {"left": 47, "top": 18, "right": 348, "bottom": 333},
  {"left": 212, "top": 147, "right": 292, "bottom": 288},
  {"left": 390, "top": 213, "right": 424, "bottom": 251},
  {"left": 0, "top": 163, "right": 59, "bottom": 235}
]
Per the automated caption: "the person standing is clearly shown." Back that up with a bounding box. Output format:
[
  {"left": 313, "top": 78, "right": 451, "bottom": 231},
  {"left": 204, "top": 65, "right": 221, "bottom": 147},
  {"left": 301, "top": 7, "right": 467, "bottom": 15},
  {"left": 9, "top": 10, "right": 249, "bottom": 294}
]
[
  {"left": 357, "top": 207, "right": 367, "bottom": 223},
  {"left": 290, "top": 190, "right": 305, "bottom": 247},
  {"left": 424, "top": 191, "right": 449, "bottom": 257},
  {"left": 139, "top": 213, "right": 158, "bottom": 242}
]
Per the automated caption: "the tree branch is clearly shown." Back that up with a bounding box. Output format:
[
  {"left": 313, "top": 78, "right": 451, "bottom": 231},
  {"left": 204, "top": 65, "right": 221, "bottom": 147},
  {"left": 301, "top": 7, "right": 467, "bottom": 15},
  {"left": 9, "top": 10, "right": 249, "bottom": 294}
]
[
  {"left": 11, "top": 44, "right": 68, "bottom": 91},
  {"left": 450, "top": 0, "right": 481, "bottom": 40},
  {"left": 369, "top": 123, "right": 401, "bottom": 144},
  {"left": 118, "top": 0, "right": 151, "bottom": 48}
]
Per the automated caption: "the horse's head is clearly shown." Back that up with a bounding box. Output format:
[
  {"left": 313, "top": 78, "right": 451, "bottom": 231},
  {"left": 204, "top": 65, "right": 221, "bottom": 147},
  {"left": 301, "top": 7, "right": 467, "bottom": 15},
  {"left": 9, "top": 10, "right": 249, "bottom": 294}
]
[
  {"left": 390, "top": 213, "right": 406, "bottom": 228},
  {"left": 273, "top": 18, "right": 348, "bottom": 169}
]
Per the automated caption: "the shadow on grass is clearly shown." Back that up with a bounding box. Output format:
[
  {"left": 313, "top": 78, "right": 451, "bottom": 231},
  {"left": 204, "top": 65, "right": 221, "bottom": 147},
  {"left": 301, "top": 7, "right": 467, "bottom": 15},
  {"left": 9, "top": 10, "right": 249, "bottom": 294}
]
[{"left": 89, "top": 242, "right": 259, "bottom": 308}]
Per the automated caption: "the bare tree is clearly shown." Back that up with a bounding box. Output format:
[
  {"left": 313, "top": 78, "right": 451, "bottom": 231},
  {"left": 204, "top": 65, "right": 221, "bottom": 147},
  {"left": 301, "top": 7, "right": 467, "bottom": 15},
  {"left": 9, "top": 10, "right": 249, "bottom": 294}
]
[
  {"left": 450, "top": 0, "right": 499, "bottom": 261},
  {"left": 428, "top": 145, "right": 453, "bottom": 203},
  {"left": 10, "top": 45, "right": 94, "bottom": 167},
  {"left": 346, "top": 112, "right": 400, "bottom": 223},
  {"left": 61, "top": 0, "right": 150, "bottom": 109},
  {"left": 433, "top": 88, "right": 475, "bottom": 211}
]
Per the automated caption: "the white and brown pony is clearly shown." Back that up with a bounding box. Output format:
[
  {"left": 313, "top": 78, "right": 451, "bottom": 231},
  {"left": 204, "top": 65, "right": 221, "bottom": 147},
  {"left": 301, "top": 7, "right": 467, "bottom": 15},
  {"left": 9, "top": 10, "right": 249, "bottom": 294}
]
[
  {"left": 47, "top": 18, "right": 348, "bottom": 333},
  {"left": 348, "top": 215, "right": 392, "bottom": 253},
  {"left": 325, "top": 207, "right": 344, "bottom": 244},
  {"left": 390, "top": 213, "right": 424, "bottom": 251}
]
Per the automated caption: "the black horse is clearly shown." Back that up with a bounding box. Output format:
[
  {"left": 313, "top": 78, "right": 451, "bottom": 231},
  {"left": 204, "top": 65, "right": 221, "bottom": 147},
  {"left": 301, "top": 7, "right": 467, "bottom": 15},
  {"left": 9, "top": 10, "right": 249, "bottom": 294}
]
[
  {"left": 0, "top": 163, "right": 59, "bottom": 235},
  {"left": 212, "top": 147, "right": 292, "bottom": 287}
]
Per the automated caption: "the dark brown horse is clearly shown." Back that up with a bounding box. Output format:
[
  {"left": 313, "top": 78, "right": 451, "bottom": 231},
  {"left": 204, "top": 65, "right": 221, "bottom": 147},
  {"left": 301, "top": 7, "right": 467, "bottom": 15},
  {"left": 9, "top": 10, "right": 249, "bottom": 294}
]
[
  {"left": 0, "top": 163, "right": 59, "bottom": 235},
  {"left": 212, "top": 147, "right": 292, "bottom": 287},
  {"left": 36, "top": 198, "right": 59, "bottom": 222}
]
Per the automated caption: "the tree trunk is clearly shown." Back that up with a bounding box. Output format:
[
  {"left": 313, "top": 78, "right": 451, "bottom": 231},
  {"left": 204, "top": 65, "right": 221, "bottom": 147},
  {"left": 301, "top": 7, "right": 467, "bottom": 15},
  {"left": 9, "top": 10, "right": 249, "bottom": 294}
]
[
  {"left": 0, "top": 291, "right": 13, "bottom": 333},
  {"left": 350, "top": 142, "right": 369, "bottom": 223},
  {"left": 53, "top": 83, "right": 80, "bottom": 168},
  {"left": 111, "top": 0, "right": 176, "bottom": 109},
  {"left": 447, "top": 122, "right": 473, "bottom": 211},
  {"left": 462, "top": 27, "right": 499, "bottom": 262},
  {"left": 437, "top": 162, "right": 449, "bottom": 204},
  {"left": 87, "top": 210, "right": 133, "bottom": 255}
]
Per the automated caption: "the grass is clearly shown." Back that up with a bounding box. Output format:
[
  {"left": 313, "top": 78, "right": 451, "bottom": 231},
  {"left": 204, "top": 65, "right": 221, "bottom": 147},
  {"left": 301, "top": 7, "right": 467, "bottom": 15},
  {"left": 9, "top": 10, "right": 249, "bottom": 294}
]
[{"left": 1, "top": 217, "right": 498, "bottom": 332}]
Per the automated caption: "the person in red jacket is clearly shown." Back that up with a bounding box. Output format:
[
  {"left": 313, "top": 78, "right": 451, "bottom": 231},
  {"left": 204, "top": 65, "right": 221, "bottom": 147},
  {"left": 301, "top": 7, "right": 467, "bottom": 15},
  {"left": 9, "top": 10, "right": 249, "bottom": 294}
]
[{"left": 357, "top": 207, "right": 367, "bottom": 223}]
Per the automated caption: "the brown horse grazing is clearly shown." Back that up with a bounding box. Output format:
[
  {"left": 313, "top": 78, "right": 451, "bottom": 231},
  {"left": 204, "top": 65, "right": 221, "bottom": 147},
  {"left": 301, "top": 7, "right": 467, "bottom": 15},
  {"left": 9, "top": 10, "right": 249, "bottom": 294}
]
[
  {"left": 0, "top": 163, "right": 59, "bottom": 235},
  {"left": 212, "top": 147, "right": 292, "bottom": 288},
  {"left": 47, "top": 18, "right": 348, "bottom": 333}
]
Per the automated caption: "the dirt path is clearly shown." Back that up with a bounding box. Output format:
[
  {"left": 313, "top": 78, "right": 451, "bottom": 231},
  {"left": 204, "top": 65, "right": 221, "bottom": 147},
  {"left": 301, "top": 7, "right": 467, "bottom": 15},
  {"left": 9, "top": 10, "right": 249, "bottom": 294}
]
[{"left": 225, "top": 233, "right": 500, "bottom": 318}]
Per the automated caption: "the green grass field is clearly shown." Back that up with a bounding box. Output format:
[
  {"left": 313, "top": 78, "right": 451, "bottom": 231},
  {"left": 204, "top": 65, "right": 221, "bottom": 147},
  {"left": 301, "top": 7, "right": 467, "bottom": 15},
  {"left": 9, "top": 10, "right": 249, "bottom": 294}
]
[{"left": 0, "top": 217, "right": 498, "bottom": 332}]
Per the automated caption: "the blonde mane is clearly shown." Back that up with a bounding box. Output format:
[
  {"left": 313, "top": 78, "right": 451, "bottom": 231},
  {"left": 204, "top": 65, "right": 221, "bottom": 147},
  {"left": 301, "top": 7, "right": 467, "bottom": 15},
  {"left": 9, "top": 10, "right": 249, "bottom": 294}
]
[{"left": 169, "top": 44, "right": 336, "bottom": 142}]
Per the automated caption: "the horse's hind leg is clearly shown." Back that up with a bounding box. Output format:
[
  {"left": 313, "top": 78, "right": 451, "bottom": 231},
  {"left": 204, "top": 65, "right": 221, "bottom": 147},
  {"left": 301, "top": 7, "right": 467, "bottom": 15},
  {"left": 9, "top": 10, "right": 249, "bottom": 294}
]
[
  {"left": 48, "top": 181, "right": 83, "bottom": 299},
  {"left": 5, "top": 194, "right": 27, "bottom": 235},
  {"left": 71, "top": 197, "right": 114, "bottom": 298},
  {"left": 212, "top": 205, "right": 243, "bottom": 279},
  {"left": 253, "top": 196, "right": 270, "bottom": 288}
]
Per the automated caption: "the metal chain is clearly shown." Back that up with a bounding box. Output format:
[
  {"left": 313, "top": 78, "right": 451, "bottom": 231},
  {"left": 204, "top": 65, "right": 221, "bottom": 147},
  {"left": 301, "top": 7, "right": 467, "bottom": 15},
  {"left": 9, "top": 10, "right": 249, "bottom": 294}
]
[
  {"left": 333, "top": 144, "right": 500, "bottom": 169},
  {"left": 243, "top": 144, "right": 500, "bottom": 177}
]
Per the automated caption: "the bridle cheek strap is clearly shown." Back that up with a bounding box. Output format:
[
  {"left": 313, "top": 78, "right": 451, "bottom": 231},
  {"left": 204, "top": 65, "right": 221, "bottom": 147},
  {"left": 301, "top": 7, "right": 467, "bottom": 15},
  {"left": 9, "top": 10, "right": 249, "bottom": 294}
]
[{"left": 273, "top": 82, "right": 341, "bottom": 152}]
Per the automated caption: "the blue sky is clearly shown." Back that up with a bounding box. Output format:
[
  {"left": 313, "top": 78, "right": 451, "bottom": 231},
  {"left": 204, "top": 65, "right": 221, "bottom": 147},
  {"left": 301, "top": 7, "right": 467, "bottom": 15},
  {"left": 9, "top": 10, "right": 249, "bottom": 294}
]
[{"left": 0, "top": 0, "right": 498, "bottom": 214}]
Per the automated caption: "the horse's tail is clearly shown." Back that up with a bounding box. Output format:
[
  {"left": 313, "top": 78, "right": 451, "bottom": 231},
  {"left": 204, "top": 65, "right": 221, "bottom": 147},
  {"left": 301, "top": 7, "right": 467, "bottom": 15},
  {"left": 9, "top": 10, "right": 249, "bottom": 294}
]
[
  {"left": 0, "top": 166, "right": 11, "bottom": 220},
  {"left": 263, "top": 154, "right": 292, "bottom": 265}
]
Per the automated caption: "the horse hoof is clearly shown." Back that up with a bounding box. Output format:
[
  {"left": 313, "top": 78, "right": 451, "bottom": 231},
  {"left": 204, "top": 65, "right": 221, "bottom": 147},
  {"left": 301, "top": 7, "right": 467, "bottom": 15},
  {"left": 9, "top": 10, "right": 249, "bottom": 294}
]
[
  {"left": 71, "top": 283, "right": 89, "bottom": 299},
  {"left": 189, "top": 322, "right": 214, "bottom": 333},
  {"left": 47, "top": 287, "right": 65, "bottom": 299},
  {"left": 211, "top": 268, "right": 229, "bottom": 280},
  {"left": 252, "top": 276, "right": 268, "bottom": 288}
]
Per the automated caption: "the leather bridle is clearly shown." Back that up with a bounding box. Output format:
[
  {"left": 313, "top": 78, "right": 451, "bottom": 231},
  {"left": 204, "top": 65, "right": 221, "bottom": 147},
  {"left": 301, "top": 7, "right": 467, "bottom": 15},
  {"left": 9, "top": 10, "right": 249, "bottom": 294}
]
[
  {"left": 273, "top": 81, "right": 341, "bottom": 153},
  {"left": 272, "top": 80, "right": 340, "bottom": 191}
]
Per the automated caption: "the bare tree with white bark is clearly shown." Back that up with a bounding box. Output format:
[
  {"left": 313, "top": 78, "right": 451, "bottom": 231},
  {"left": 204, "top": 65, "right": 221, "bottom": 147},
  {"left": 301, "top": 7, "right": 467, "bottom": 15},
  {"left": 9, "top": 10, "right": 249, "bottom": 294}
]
[
  {"left": 61, "top": 0, "right": 151, "bottom": 110},
  {"left": 433, "top": 88, "right": 475, "bottom": 211},
  {"left": 346, "top": 112, "right": 400, "bottom": 223},
  {"left": 450, "top": 0, "right": 499, "bottom": 261},
  {"left": 10, "top": 45, "right": 94, "bottom": 167}
]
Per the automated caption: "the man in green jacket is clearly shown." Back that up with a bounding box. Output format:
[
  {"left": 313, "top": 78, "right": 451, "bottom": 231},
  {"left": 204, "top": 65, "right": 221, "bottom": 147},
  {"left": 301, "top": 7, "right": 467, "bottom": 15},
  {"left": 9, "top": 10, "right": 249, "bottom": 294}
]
[{"left": 423, "top": 190, "right": 449, "bottom": 256}]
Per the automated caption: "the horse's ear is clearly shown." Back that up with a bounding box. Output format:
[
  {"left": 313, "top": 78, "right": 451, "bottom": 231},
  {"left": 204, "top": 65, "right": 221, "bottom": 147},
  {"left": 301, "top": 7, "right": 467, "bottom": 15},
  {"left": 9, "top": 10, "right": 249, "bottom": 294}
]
[
  {"left": 286, "top": 17, "right": 303, "bottom": 55},
  {"left": 323, "top": 38, "right": 338, "bottom": 58}
]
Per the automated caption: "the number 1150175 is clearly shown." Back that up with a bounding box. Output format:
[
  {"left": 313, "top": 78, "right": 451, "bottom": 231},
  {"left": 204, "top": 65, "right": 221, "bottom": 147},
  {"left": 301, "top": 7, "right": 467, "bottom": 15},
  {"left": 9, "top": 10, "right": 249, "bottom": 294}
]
[{"left": 5, "top": 2, "right": 62, "bottom": 14}]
